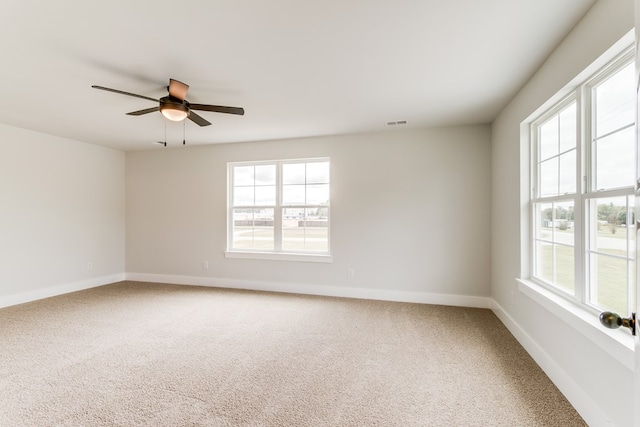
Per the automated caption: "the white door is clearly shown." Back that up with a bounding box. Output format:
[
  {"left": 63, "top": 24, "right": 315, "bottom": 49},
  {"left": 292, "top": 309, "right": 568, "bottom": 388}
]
[
  {"left": 635, "top": 2, "right": 640, "bottom": 425},
  {"left": 597, "top": 14, "right": 640, "bottom": 417},
  {"left": 589, "top": 4, "right": 640, "bottom": 424}
]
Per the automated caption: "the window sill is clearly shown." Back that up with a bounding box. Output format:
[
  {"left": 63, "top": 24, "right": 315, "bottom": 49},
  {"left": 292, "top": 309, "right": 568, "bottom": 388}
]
[
  {"left": 516, "top": 278, "right": 634, "bottom": 370},
  {"left": 225, "top": 251, "right": 333, "bottom": 263}
]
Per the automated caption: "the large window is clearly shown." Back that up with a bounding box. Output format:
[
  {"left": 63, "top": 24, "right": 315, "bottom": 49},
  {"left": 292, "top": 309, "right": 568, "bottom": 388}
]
[
  {"left": 531, "top": 48, "right": 635, "bottom": 315},
  {"left": 227, "top": 158, "right": 330, "bottom": 258}
]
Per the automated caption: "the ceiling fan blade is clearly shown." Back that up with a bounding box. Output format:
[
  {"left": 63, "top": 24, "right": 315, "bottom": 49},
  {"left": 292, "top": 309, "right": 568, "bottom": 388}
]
[
  {"left": 91, "top": 85, "right": 158, "bottom": 103},
  {"left": 127, "top": 106, "right": 160, "bottom": 116},
  {"left": 168, "top": 79, "right": 189, "bottom": 101},
  {"left": 188, "top": 111, "right": 212, "bottom": 127},
  {"left": 190, "top": 104, "right": 245, "bottom": 116}
]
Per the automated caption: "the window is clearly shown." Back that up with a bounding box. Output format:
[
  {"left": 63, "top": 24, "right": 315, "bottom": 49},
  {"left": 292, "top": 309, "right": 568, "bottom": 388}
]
[
  {"left": 531, "top": 48, "right": 635, "bottom": 316},
  {"left": 227, "top": 158, "right": 330, "bottom": 260}
]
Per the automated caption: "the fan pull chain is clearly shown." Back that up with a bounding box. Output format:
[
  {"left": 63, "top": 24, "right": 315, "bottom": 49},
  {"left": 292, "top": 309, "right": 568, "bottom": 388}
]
[
  {"left": 183, "top": 120, "right": 186, "bottom": 145},
  {"left": 164, "top": 120, "right": 167, "bottom": 147}
]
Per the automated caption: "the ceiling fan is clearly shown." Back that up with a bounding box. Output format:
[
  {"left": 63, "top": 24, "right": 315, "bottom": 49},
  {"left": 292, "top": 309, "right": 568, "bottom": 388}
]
[{"left": 91, "top": 78, "right": 244, "bottom": 127}]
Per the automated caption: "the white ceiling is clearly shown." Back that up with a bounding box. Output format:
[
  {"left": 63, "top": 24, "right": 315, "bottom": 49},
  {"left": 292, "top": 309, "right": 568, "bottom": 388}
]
[{"left": 1, "top": 0, "right": 597, "bottom": 151}]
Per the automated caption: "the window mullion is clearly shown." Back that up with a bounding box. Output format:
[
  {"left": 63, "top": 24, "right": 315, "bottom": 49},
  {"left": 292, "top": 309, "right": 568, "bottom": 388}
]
[
  {"left": 274, "top": 162, "right": 283, "bottom": 251},
  {"left": 227, "top": 164, "right": 234, "bottom": 251},
  {"left": 574, "top": 88, "right": 586, "bottom": 304}
]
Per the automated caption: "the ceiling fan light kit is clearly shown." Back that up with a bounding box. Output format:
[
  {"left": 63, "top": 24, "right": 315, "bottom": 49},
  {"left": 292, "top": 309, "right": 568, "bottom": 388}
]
[
  {"left": 91, "top": 78, "right": 244, "bottom": 129},
  {"left": 160, "top": 99, "right": 189, "bottom": 121}
]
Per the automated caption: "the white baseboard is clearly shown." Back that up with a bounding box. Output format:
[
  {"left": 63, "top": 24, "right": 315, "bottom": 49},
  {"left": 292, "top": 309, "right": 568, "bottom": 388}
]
[
  {"left": 491, "top": 300, "right": 613, "bottom": 427},
  {"left": 0, "top": 273, "right": 126, "bottom": 309},
  {"left": 125, "top": 272, "right": 493, "bottom": 308}
]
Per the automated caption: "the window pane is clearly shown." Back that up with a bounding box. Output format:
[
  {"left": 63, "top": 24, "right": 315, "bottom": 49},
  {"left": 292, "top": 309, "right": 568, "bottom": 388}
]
[
  {"left": 559, "top": 151, "right": 576, "bottom": 194},
  {"left": 255, "top": 165, "right": 276, "bottom": 185},
  {"left": 540, "top": 116, "right": 559, "bottom": 160},
  {"left": 589, "top": 253, "right": 628, "bottom": 314},
  {"left": 234, "top": 166, "right": 254, "bottom": 186},
  {"left": 283, "top": 163, "right": 305, "bottom": 184},
  {"left": 534, "top": 201, "right": 551, "bottom": 283},
  {"left": 282, "top": 184, "right": 305, "bottom": 205},
  {"left": 536, "top": 241, "right": 554, "bottom": 283},
  {"left": 536, "top": 203, "right": 553, "bottom": 240},
  {"left": 591, "top": 197, "right": 629, "bottom": 256},
  {"left": 306, "top": 184, "right": 329, "bottom": 205},
  {"left": 536, "top": 242, "right": 575, "bottom": 295},
  {"left": 594, "top": 126, "right": 635, "bottom": 190},
  {"left": 539, "top": 158, "right": 558, "bottom": 197},
  {"left": 282, "top": 208, "right": 328, "bottom": 252},
  {"left": 306, "top": 162, "right": 330, "bottom": 184},
  {"left": 255, "top": 185, "right": 276, "bottom": 205},
  {"left": 533, "top": 201, "right": 574, "bottom": 294},
  {"left": 555, "top": 245, "right": 575, "bottom": 294},
  {"left": 587, "top": 196, "right": 634, "bottom": 313},
  {"left": 233, "top": 164, "right": 276, "bottom": 207},
  {"left": 232, "top": 208, "right": 274, "bottom": 250},
  {"left": 553, "top": 201, "right": 575, "bottom": 244},
  {"left": 595, "top": 62, "right": 634, "bottom": 138},
  {"left": 559, "top": 103, "right": 577, "bottom": 153},
  {"left": 554, "top": 201, "right": 575, "bottom": 295},
  {"left": 282, "top": 211, "right": 303, "bottom": 251},
  {"left": 233, "top": 187, "right": 254, "bottom": 206}
]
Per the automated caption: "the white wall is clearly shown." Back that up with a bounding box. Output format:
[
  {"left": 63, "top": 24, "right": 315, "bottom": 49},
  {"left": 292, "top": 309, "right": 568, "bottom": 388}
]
[
  {"left": 0, "top": 2, "right": 631, "bottom": 421},
  {"left": 491, "top": 0, "right": 635, "bottom": 426},
  {"left": 126, "top": 126, "right": 492, "bottom": 306},
  {"left": 0, "top": 124, "right": 126, "bottom": 306}
]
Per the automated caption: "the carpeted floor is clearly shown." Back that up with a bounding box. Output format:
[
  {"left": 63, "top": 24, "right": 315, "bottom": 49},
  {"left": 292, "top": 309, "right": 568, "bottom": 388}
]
[{"left": 0, "top": 281, "right": 586, "bottom": 426}]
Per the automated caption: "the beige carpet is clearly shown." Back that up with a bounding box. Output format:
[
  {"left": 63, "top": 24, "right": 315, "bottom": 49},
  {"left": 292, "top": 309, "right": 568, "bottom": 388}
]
[{"left": 0, "top": 281, "right": 585, "bottom": 426}]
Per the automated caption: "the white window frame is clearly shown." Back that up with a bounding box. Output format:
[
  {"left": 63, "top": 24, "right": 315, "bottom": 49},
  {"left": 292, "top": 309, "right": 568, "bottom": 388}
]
[
  {"left": 530, "top": 94, "right": 582, "bottom": 299},
  {"left": 529, "top": 46, "right": 635, "bottom": 316},
  {"left": 519, "top": 33, "right": 636, "bottom": 367},
  {"left": 225, "top": 158, "right": 332, "bottom": 263}
]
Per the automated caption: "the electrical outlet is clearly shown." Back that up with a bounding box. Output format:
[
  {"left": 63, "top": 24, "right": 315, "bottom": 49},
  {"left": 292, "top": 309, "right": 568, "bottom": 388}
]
[
  {"left": 86, "top": 262, "right": 93, "bottom": 271},
  {"left": 203, "top": 261, "right": 209, "bottom": 270},
  {"left": 347, "top": 268, "right": 355, "bottom": 278}
]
